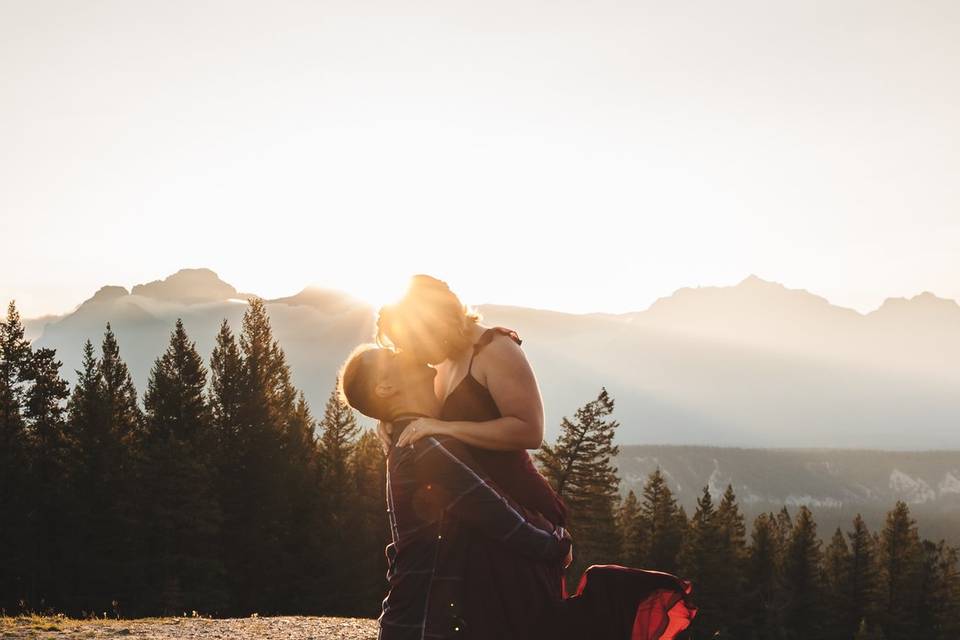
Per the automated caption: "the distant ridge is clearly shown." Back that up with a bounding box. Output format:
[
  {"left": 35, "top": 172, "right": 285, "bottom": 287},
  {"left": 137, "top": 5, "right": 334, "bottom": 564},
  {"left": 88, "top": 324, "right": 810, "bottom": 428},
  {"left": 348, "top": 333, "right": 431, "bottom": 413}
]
[{"left": 19, "top": 268, "right": 960, "bottom": 450}]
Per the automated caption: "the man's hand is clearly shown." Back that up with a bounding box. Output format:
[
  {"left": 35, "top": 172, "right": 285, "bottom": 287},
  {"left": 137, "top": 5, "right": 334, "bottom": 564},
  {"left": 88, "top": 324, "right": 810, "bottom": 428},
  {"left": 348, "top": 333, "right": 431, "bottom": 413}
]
[{"left": 377, "top": 420, "right": 393, "bottom": 455}]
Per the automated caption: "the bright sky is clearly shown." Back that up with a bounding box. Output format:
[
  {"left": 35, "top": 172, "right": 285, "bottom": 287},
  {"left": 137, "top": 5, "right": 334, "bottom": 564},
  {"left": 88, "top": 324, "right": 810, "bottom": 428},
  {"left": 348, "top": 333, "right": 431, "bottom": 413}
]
[{"left": 2, "top": 0, "right": 959, "bottom": 318}]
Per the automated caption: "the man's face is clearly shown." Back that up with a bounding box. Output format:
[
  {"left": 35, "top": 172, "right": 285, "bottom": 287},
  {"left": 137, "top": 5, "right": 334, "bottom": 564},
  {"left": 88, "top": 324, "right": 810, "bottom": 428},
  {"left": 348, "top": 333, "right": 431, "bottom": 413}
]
[{"left": 368, "top": 348, "right": 437, "bottom": 405}]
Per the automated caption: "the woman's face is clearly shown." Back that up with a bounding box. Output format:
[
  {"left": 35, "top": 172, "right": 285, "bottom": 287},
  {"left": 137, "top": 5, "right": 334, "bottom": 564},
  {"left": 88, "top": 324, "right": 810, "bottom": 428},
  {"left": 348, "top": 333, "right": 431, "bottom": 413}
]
[{"left": 388, "top": 312, "right": 453, "bottom": 365}]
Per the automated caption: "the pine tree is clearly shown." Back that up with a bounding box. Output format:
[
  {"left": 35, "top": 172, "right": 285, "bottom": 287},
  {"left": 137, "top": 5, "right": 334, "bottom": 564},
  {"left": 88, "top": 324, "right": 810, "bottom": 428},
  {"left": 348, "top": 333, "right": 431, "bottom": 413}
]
[
  {"left": 823, "top": 527, "right": 852, "bottom": 640},
  {"left": 98, "top": 323, "right": 143, "bottom": 447},
  {"left": 716, "top": 484, "right": 748, "bottom": 636},
  {"left": 847, "top": 514, "right": 880, "bottom": 638},
  {"left": 915, "top": 539, "right": 960, "bottom": 640},
  {"left": 229, "top": 298, "right": 299, "bottom": 613},
  {"left": 0, "top": 302, "right": 34, "bottom": 611},
  {"left": 97, "top": 324, "right": 144, "bottom": 613},
  {"left": 782, "top": 506, "right": 824, "bottom": 640},
  {"left": 940, "top": 542, "right": 960, "bottom": 640},
  {"left": 315, "top": 381, "right": 364, "bottom": 611},
  {"left": 318, "top": 381, "right": 361, "bottom": 514},
  {"left": 21, "top": 346, "right": 72, "bottom": 610},
  {"left": 141, "top": 319, "right": 225, "bottom": 614},
  {"left": 346, "top": 428, "right": 389, "bottom": 616},
  {"left": 278, "top": 392, "right": 327, "bottom": 614},
  {"left": 744, "top": 512, "right": 786, "bottom": 638},
  {"left": 679, "top": 486, "right": 727, "bottom": 636},
  {"left": 208, "top": 319, "right": 246, "bottom": 612},
  {"left": 877, "top": 501, "right": 922, "bottom": 640},
  {"left": 636, "top": 469, "right": 684, "bottom": 574},
  {"left": 717, "top": 485, "right": 747, "bottom": 556},
  {"left": 774, "top": 506, "right": 793, "bottom": 564},
  {"left": 64, "top": 326, "right": 144, "bottom": 615},
  {"left": 616, "top": 490, "right": 642, "bottom": 566},
  {"left": 536, "top": 388, "right": 621, "bottom": 582},
  {"left": 209, "top": 319, "right": 245, "bottom": 445}
]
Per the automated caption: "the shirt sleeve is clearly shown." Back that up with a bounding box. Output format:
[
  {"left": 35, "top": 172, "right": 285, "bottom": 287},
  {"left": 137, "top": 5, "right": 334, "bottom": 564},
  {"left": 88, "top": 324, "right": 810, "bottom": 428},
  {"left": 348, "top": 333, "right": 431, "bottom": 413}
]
[{"left": 407, "top": 434, "right": 571, "bottom": 563}]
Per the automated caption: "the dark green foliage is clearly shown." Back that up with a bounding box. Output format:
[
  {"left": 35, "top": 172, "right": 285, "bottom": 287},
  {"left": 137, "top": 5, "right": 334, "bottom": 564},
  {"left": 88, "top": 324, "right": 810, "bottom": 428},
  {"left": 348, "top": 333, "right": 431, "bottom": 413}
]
[
  {"left": 679, "top": 486, "right": 728, "bottom": 636},
  {"left": 315, "top": 383, "right": 361, "bottom": 610},
  {"left": 848, "top": 514, "right": 880, "bottom": 635},
  {"left": 823, "top": 527, "right": 852, "bottom": 640},
  {"left": 141, "top": 319, "right": 225, "bottom": 614},
  {"left": 228, "top": 299, "right": 307, "bottom": 614},
  {"left": 782, "top": 506, "right": 824, "bottom": 639},
  {"left": 878, "top": 501, "right": 923, "bottom": 640},
  {"left": 208, "top": 318, "right": 246, "bottom": 610},
  {"left": 617, "top": 469, "right": 687, "bottom": 573},
  {"left": 64, "top": 325, "right": 144, "bottom": 615},
  {"left": 318, "top": 382, "right": 361, "bottom": 510},
  {"left": 0, "top": 302, "right": 37, "bottom": 611},
  {"left": 744, "top": 512, "right": 787, "bottom": 639},
  {"left": 3, "top": 296, "right": 959, "bottom": 633},
  {"left": 536, "top": 388, "right": 621, "bottom": 582},
  {"left": 616, "top": 490, "right": 642, "bottom": 566},
  {"left": 344, "top": 428, "right": 390, "bottom": 616},
  {"left": 637, "top": 469, "right": 685, "bottom": 574},
  {"left": 716, "top": 484, "right": 748, "bottom": 636},
  {"left": 278, "top": 392, "right": 328, "bottom": 613},
  {"left": 22, "top": 345, "right": 72, "bottom": 609}
]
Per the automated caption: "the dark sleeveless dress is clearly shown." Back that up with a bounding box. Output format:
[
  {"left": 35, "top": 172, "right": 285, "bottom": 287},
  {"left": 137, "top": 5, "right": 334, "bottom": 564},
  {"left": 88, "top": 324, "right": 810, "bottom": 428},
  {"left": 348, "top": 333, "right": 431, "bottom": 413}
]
[
  {"left": 439, "top": 327, "right": 567, "bottom": 639},
  {"left": 439, "top": 327, "right": 697, "bottom": 640}
]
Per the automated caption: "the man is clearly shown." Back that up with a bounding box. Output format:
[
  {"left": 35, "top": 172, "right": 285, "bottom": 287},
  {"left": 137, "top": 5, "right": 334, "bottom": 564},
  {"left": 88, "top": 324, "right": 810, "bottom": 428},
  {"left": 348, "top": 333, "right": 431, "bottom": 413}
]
[{"left": 339, "top": 345, "right": 572, "bottom": 640}]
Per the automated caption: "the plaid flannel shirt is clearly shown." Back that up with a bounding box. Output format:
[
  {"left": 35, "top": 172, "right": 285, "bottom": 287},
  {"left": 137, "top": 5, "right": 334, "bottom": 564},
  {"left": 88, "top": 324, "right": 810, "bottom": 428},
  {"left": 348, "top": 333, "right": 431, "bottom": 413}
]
[{"left": 378, "top": 419, "right": 570, "bottom": 640}]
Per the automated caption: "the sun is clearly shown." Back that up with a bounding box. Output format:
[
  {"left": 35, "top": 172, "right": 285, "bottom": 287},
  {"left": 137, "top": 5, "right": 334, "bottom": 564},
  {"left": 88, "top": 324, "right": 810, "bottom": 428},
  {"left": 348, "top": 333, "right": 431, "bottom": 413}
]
[{"left": 340, "top": 273, "right": 413, "bottom": 311}]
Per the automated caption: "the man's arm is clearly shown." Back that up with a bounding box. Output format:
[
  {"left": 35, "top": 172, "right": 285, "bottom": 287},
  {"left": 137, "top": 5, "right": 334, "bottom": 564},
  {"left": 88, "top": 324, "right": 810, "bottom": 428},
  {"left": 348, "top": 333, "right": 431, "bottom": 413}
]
[{"left": 407, "top": 434, "right": 571, "bottom": 563}]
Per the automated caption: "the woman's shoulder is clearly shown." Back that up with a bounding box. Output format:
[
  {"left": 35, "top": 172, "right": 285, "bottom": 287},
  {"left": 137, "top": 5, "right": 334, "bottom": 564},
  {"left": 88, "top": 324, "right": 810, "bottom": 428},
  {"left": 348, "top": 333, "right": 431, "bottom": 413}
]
[
  {"left": 471, "top": 326, "right": 527, "bottom": 381},
  {"left": 476, "top": 325, "right": 522, "bottom": 349}
]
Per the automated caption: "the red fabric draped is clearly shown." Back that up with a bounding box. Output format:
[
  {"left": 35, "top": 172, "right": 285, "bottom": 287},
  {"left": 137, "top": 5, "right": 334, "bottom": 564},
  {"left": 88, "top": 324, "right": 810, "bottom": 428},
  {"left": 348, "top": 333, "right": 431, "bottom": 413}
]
[{"left": 529, "top": 564, "right": 697, "bottom": 640}]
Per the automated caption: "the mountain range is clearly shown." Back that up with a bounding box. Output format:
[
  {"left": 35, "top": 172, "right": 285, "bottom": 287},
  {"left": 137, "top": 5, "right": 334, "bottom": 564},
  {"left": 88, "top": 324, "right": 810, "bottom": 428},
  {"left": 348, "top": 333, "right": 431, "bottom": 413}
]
[{"left": 20, "top": 268, "right": 960, "bottom": 451}]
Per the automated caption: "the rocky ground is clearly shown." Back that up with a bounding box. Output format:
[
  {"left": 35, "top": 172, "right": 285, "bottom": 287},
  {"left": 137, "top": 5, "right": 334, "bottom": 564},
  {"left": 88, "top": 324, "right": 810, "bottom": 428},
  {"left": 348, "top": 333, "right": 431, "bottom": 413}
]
[{"left": 0, "top": 615, "right": 378, "bottom": 640}]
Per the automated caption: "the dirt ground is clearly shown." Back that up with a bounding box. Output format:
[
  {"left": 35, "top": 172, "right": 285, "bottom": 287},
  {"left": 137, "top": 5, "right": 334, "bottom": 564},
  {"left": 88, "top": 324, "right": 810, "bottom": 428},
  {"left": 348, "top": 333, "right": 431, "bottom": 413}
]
[{"left": 0, "top": 615, "right": 379, "bottom": 640}]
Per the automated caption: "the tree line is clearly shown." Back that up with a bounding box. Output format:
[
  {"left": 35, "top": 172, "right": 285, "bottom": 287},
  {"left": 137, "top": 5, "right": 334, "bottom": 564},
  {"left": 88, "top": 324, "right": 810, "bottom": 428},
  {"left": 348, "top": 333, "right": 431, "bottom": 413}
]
[
  {"left": 1, "top": 299, "right": 385, "bottom": 618},
  {"left": 2, "top": 300, "right": 958, "bottom": 639},
  {"left": 537, "top": 388, "right": 960, "bottom": 640}
]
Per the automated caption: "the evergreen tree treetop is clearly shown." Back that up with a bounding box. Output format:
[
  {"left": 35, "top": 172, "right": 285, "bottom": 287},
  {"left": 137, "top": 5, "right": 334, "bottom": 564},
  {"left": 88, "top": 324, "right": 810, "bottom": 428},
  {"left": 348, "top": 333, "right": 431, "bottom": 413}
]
[{"left": 144, "top": 319, "right": 210, "bottom": 444}]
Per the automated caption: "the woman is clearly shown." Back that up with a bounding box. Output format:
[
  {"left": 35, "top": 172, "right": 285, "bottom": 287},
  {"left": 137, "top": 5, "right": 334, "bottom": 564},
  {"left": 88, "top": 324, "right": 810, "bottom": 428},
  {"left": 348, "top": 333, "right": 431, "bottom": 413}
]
[
  {"left": 376, "top": 276, "right": 567, "bottom": 639},
  {"left": 375, "top": 275, "right": 694, "bottom": 639}
]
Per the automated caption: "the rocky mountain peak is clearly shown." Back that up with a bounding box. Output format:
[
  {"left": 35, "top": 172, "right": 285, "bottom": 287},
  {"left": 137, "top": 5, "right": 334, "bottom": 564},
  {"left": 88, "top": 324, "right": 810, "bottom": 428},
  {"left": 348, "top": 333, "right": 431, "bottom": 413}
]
[
  {"left": 130, "top": 268, "right": 238, "bottom": 304},
  {"left": 737, "top": 273, "right": 779, "bottom": 289},
  {"left": 82, "top": 285, "right": 130, "bottom": 305},
  {"left": 869, "top": 290, "right": 960, "bottom": 323}
]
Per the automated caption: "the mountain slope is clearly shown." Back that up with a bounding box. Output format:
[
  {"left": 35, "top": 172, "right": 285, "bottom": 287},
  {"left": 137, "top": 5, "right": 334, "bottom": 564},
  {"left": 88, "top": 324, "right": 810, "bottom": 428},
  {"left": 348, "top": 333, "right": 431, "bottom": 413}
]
[{"left": 25, "top": 269, "right": 960, "bottom": 449}]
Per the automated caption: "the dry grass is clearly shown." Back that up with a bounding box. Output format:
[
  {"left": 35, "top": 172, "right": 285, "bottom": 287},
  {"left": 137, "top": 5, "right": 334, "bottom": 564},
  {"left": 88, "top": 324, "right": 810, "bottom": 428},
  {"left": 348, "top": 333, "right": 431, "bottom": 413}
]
[{"left": 0, "top": 615, "right": 378, "bottom": 639}]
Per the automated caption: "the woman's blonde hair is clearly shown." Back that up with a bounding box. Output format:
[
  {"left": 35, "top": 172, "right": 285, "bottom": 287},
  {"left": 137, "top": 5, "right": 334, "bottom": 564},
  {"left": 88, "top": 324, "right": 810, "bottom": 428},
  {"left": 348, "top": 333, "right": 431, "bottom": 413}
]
[{"left": 376, "top": 275, "right": 480, "bottom": 356}]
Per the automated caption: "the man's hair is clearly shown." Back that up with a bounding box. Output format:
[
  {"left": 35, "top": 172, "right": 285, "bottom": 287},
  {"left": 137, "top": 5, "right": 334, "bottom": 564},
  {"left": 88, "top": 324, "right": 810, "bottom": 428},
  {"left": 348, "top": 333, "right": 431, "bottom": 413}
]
[{"left": 338, "top": 344, "right": 390, "bottom": 420}]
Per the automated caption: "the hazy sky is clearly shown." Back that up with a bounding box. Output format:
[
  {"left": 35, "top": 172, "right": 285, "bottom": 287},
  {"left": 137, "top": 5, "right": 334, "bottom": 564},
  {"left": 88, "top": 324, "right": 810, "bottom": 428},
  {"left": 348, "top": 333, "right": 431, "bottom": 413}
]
[{"left": 2, "top": 0, "right": 958, "bottom": 318}]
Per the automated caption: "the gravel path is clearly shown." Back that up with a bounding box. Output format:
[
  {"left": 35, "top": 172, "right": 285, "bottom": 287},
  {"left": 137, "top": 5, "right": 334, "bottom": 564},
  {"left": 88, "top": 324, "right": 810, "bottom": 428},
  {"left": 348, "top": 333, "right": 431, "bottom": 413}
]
[{"left": 0, "top": 616, "right": 379, "bottom": 640}]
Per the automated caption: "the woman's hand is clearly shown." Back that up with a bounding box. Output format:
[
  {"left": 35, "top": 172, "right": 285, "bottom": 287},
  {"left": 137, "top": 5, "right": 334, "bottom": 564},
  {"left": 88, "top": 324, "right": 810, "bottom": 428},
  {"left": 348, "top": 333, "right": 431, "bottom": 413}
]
[
  {"left": 559, "top": 527, "right": 574, "bottom": 569},
  {"left": 377, "top": 420, "right": 393, "bottom": 455},
  {"left": 394, "top": 417, "right": 448, "bottom": 448}
]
